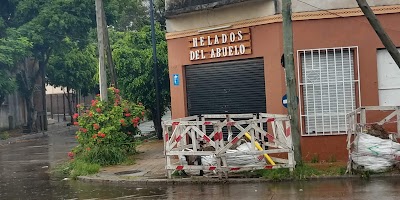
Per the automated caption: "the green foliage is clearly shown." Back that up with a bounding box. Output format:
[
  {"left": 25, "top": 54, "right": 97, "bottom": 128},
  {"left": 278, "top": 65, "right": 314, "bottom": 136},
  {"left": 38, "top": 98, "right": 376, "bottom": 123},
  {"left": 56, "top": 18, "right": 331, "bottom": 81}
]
[
  {"left": 311, "top": 154, "right": 320, "bottom": 163},
  {"left": 112, "top": 24, "right": 170, "bottom": 120},
  {"left": 105, "top": 0, "right": 166, "bottom": 31},
  {"left": 52, "top": 159, "right": 101, "bottom": 180},
  {"left": 106, "top": 0, "right": 149, "bottom": 31},
  {"left": 0, "top": 131, "right": 10, "bottom": 140},
  {"left": 47, "top": 38, "right": 97, "bottom": 93},
  {"left": 71, "top": 87, "right": 145, "bottom": 166},
  {"left": 0, "top": 28, "right": 32, "bottom": 103},
  {"left": 239, "top": 164, "right": 347, "bottom": 181}
]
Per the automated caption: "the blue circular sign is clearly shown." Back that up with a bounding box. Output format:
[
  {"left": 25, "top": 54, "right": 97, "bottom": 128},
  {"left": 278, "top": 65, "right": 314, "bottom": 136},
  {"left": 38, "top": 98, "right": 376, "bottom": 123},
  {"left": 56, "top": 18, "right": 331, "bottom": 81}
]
[{"left": 282, "top": 94, "right": 299, "bottom": 108}]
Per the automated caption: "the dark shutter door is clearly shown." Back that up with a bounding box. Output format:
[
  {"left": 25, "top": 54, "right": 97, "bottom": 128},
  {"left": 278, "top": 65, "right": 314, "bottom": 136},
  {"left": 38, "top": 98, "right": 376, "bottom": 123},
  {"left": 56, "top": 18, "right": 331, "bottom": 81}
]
[{"left": 186, "top": 58, "right": 266, "bottom": 116}]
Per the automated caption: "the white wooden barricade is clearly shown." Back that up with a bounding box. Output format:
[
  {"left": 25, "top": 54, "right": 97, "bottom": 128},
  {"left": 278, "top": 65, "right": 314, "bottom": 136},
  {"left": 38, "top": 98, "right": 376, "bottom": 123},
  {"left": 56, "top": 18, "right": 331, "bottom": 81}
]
[{"left": 163, "top": 113, "right": 295, "bottom": 179}]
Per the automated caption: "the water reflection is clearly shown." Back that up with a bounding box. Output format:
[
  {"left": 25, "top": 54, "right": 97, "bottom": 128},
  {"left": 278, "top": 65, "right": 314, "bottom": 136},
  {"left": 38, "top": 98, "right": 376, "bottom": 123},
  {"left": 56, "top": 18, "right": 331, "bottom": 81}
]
[{"left": 1, "top": 132, "right": 400, "bottom": 200}]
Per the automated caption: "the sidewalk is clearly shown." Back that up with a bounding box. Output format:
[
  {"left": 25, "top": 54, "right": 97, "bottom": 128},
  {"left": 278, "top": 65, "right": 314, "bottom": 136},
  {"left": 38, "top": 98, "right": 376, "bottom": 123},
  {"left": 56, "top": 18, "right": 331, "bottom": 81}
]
[{"left": 90, "top": 139, "right": 167, "bottom": 180}]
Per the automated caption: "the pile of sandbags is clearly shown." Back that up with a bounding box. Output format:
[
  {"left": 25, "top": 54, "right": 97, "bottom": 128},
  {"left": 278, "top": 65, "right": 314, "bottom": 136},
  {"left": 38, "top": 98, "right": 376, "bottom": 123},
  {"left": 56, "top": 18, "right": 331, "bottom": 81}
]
[
  {"left": 351, "top": 132, "right": 400, "bottom": 172},
  {"left": 201, "top": 142, "right": 264, "bottom": 166}
]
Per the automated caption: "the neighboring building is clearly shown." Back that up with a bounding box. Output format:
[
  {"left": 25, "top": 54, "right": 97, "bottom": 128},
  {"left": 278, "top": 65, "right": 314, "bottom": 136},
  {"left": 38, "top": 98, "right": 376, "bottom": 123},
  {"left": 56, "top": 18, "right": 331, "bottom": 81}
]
[
  {"left": 0, "top": 93, "right": 26, "bottom": 130},
  {"left": 165, "top": 0, "right": 400, "bottom": 161}
]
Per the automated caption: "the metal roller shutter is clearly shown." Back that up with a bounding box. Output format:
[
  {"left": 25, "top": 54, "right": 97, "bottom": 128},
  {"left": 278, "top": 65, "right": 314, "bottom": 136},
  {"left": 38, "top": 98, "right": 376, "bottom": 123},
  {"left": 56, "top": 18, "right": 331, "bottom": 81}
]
[{"left": 186, "top": 58, "right": 266, "bottom": 116}]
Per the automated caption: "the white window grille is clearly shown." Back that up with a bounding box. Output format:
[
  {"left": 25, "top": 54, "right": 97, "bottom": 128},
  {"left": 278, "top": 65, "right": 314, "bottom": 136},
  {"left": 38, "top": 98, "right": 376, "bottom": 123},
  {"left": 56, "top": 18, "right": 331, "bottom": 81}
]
[{"left": 297, "top": 47, "right": 360, "bottom": 136}]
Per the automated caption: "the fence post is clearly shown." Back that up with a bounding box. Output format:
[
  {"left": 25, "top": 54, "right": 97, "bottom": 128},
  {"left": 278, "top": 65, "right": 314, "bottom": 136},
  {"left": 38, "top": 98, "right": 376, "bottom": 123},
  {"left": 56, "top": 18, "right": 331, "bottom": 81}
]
[
  {"left": 396, "top": 106, "right": 400, "bottom": 141},
  {"left": 360, "top": 108, "right": 367, "bottom": 135},
  {"left": 50, "top": 94, "right": 53, "bottom": 119}
]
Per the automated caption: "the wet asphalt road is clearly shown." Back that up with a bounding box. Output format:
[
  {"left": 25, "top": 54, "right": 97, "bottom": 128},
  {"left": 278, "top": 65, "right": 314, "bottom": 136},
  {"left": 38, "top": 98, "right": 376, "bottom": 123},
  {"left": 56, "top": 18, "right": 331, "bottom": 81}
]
[{"left": 1, "top": 124, "right": 400, "bottom": 199}]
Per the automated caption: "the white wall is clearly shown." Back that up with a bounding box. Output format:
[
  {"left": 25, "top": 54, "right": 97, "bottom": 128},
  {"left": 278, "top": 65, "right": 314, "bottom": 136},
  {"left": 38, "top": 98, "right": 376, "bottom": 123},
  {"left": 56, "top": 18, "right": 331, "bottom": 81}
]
[
  {"left": 377, "top": 48, "right": 400, "bottom": 106},
  {"left": 166, "top": 0, "right": 400, "bottom": 33},
  {"left": 0, "top": 93, "right": 26, "bottom": 130},
  {"left": 46, "top": 85, "right": 67, "bottom": 95},
  {"left": 291, "top": 0, "right": 400, "bottom": 13},
  {"left": 166, "top": 0, "right": 276, "bottom": 32}
]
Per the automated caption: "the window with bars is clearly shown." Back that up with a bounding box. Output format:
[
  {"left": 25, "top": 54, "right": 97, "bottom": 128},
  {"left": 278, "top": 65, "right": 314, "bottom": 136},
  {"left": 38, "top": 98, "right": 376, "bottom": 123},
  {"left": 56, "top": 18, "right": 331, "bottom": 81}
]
[{"left": 297, "top": 47, "right": 359, "bottom": 136}]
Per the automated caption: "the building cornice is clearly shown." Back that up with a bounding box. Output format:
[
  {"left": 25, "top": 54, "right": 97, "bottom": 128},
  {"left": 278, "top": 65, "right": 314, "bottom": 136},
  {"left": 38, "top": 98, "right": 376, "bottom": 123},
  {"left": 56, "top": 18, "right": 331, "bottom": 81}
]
[{"left": 166, "top": 5, "right": 400, "bottom": 40}]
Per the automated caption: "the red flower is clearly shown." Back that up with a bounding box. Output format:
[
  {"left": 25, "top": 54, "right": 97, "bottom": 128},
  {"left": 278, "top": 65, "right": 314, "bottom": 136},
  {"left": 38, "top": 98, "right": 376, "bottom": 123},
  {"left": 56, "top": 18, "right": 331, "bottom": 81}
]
[
  {"left": 92, "top": 134, "right": 97, "bottom": 139},
  {"left": 73, "top": 122, "right": 79, "bottom": 126},
  {"left": 120, "top": 119, "right": 125, "bottom": 124},
  {"left": 86, "top": 147, "right": 91, "bottom": 151},
  {"left": 96, "top": 94, "right": 100, "bottom": 97},
  {"left": 91, "top": 100, "right": 98, "bottom": 107},
  {"left": 96, "top": 108, "right": 101, "bottom": 113},
  {"left": 68, "top": 152, "right": 74, "bottom": 158},
  {"left": 114, "top": 88, "right": 120, "bottom": 94},
  {"left": 76, "top": 104, "right": 81, "bottom": 108},
  {"left": 141, "top": 111, "right": 145, "bottom": 116},
  {"left": 124, "top": 113, "right": 131, "bottom": 117},
  {"left": 89, "top": 112, "right": 93, "bottom": 117},
  {"left": 82, "top": 128, "right": 88, "bottom": 133},
  {"left": 133, "top": 122, "right": 138, "bottom": 128},
  {"left": 75, "top": 135, "right": 79, "bottom": 139},
  {"left": 97, "top": 132, "right": 106, "bottom": 138},
  {"left": 73, "top": 113, "right": 79, "bottom": 119},
  {"left": 93, "top": 124, "right": 100, "bottom": 130}
]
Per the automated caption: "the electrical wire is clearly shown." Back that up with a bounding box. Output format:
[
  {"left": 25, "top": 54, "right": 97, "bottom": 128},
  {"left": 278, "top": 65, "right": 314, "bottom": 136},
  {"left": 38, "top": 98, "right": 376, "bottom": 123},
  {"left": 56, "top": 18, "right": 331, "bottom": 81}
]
[{"left": 296, "top": 0, "right": 400, "bottom": 33}]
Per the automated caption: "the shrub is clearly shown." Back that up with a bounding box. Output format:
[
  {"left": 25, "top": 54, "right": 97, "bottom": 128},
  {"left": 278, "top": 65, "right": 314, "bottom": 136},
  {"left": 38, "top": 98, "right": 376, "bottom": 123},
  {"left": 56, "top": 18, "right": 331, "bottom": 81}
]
[
  {"left": 0, "top": 131, "right": 10, "bottom": 140},
  {"left": 71, "top": 87, "right": 145, "bottom": 166}
]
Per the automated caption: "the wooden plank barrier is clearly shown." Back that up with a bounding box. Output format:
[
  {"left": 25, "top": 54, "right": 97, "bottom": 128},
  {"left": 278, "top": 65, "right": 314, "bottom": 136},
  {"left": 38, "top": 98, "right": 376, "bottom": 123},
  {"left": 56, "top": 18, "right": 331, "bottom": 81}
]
[{"left": 163, "top": 113, "right": 295, "bottom": 179}]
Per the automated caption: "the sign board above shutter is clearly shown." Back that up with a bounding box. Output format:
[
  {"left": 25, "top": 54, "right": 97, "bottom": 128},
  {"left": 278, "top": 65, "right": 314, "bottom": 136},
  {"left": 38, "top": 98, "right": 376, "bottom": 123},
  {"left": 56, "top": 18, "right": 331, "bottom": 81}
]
[{"left": 188, "top": 28, "right": 252, "bottom": 61}]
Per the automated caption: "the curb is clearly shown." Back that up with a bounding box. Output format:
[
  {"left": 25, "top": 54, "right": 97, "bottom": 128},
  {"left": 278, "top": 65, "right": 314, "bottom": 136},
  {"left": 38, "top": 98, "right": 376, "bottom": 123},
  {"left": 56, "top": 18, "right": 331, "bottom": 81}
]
[
  {"left": 0, "top": 132, "right": 48, "bottom": 146},
  {"left": 77, "top": 173, "right": 400, "bottom": 186}
]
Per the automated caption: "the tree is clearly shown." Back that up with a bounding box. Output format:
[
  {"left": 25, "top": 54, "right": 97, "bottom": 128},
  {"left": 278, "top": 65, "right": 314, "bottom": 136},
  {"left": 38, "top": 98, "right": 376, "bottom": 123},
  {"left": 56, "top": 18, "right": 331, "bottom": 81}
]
[
  {"left": 47, "top": 38, "right": 98, "bottom": 123},
  {"left": 112, "top": 24, "right": 170, "bottom": 136},
  {"left": 0, "top": 28, "right": 32, "bottom": 104},
  {"left": 105, "top": 0, "right": 149, "bottom": 31},
  {"left": 0, "top": 0, "right": 97, "bottom": 132}
]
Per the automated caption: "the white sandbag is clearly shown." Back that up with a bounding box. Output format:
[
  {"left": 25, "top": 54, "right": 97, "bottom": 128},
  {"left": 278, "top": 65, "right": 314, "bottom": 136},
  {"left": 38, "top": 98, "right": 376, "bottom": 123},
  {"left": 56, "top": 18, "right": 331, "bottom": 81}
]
[
  {"left": 202, "top": 142, "right": 265, "bottom": 166},
  {"left": 351, "top": 133, "right": 400, "bottom": 172}
]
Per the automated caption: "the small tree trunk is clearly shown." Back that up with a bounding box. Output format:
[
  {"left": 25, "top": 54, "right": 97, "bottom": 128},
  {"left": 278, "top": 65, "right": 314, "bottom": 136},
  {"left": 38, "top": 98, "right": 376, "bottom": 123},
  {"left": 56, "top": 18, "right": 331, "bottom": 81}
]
[
  {"left": 25, "top": 93, "right": 37, "bottom": 133},
  {"left": 151, "top": 108, "right": 163, "bottom": 140}
]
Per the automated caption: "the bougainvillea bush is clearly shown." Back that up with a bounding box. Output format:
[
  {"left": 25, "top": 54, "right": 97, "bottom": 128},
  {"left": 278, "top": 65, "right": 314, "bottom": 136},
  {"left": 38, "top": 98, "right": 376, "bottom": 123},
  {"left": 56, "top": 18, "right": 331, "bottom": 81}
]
[{"left": 70, "top": 87, "right": 145, "bottom": 166}]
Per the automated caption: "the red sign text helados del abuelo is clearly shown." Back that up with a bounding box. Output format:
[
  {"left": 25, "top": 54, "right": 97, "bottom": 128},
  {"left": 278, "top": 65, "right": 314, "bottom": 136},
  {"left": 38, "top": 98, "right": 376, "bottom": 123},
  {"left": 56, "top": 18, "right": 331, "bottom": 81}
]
[{"left": 189, "top": 28, "right": 252, "bottom": 61}]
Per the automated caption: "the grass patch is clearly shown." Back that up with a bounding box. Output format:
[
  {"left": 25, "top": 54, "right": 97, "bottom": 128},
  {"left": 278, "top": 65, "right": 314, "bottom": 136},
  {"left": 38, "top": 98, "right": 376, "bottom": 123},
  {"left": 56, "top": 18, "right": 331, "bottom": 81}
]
[
  {"left": 52, "top": 159, "right": 100, "bottom": 180},
  {"left": 238, "top": 164, "right": 347, "bottom": 181},
  {"left": 0, "top": 131, "right": 10, "bottom": 140}
]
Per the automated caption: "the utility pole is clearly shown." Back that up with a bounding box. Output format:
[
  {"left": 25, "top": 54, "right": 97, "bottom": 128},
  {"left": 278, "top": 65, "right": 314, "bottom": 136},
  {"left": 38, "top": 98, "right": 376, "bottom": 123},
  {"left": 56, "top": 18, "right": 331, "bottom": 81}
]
[
  {"left": 102, "top": 9, "right": 118, "bottom": 88},
  {"left": 356, "top": 0, "right": 400, "bottom": 69},
  {"left": 149, "top": 0, "right": 162, "bottom": 140},
  {"left": 282, "top": 0, "right": 302, "bottom": 164},
  {"left": 95, "top": 0, "right": 108, "bottom": 101}
]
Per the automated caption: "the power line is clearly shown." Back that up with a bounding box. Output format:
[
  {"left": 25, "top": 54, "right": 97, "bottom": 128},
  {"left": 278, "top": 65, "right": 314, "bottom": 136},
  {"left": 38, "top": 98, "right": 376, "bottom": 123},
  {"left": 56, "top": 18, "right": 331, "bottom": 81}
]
[{"left": 296, "top": 0, "right": 400, "bottom": 33}]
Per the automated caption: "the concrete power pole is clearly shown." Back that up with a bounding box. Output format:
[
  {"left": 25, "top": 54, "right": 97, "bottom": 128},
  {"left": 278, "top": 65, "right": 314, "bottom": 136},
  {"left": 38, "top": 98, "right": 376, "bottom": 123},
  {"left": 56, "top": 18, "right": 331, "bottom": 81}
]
[
  {"left": 102, "top": 9, "right": 118, "bottom": 88},
  {"left": 95, "top": 0, "right": 108, "bottom": 101},
  {"left": 356, "top": 0, "right": 400, "bottom": 69},
  {"left": 282, "top": 0, "right": 302, "bottom": 164}
]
